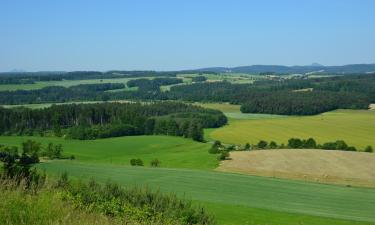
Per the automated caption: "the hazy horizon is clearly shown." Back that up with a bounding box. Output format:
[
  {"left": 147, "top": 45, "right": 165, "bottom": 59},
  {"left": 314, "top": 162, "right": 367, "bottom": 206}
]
[{"left": 1, "top": 0, "right": 374, "bottom": 71}]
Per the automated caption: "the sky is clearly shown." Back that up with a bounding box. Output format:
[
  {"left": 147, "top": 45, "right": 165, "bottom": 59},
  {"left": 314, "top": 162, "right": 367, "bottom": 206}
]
[{"left": 0, "top": 0, "right": 374, "bottom": 71}]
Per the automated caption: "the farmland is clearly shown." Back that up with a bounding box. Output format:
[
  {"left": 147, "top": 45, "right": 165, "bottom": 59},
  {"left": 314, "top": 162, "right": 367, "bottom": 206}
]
[
  {"left": 38, "top": 160, "right": 375, "bottom": 225},
  {"left": 209, "top": 109, "right": 375, "bottom": 150},
  {"left": 218, "top": 149, "right": 375, "bottom": 187}
]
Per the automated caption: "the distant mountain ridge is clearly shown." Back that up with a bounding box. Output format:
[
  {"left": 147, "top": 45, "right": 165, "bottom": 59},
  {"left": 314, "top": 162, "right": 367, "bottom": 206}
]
[
  {"left": 195, "top": 63, "right": 375, "bottom": 74},
  {"left": 2, "top": 63, "right": 375, "bottom": 75}
]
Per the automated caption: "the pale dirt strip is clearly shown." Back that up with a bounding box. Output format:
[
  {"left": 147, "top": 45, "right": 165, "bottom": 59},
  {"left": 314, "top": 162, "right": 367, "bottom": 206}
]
[{"left": 217, "top": 149, "right": 375, "bottom": 188}]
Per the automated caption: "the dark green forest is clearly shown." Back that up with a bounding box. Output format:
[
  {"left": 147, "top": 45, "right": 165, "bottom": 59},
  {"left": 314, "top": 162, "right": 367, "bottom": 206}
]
[
  {"left": 0, "top": 74, "right": 374, "bottom": 115},
  {"left": 0, "top": 102, "right": 227, "bottom": 141}
]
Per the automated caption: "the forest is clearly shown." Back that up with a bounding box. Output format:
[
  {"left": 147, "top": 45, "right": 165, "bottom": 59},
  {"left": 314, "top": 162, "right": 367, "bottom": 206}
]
[
  {"left": 0, "top": 71, "right": 179, "bottom": 82},
  {"left": 127, "top": 77, "right": 183, "bottom": 91},
  {"left": 0, "top": 74, "right": 374, "bottom": 115},
  {"left": 0, "top": 102, "right": 227, "bottom": 141}
]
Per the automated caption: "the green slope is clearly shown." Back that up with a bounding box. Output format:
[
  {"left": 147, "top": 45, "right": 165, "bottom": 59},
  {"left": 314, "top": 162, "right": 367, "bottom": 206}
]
[
  {"left": 38, "top": 161, "right": 375, "bottom": 225},
  {"left": 0, "top": 135, "right": 217, "bottom": 170}
]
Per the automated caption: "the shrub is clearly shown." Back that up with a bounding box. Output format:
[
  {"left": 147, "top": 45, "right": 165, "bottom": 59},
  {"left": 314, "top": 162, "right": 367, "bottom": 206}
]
[
  {"left": 130, "top": 158, "right": 144, "bottom": 166},
  {"left": 217, "top": 151, "right": 230, "bottom": 160},
  {"left": 303, "top": 138, "right": 317, "bottom": 149},
  {"left": 335, "top": 140, "right": 348, "bottom": 150},
  {"left": 365, "top": 146, "right": 373, "bottom": 153},
  {"left": 150, "top": 159, "right": 161, "bottom": 167},
  {"left": 269, "top": 141, "right": 278, "bottom": 149},
  {"left": 226, "top": 145, "right": 236, "bottom": 151},
  {"left": 257, "top": 140, "right": 268, "bottom": 149},
  {"left": 244, "top": 143, "right": 251, "bottom": 150},
  {"left": 288, "top": 138, "right": 303, "bottom": 149},
  {"left": 209, "top": 140, "right": 222, "bottom": 154}
]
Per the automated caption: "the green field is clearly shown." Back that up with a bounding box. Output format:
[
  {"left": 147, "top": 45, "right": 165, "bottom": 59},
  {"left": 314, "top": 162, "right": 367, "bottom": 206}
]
[
  {"left": 209, "top": 109, "right": 375, "bottom": 149},
  {"left": 2, "top": 102, "right": 375, "bottom": 224},
  {"left": 38, "top": 161, "right": 375, "bottom": 225},
  {"left": 0, "top": 135, "right": 217, "bottom": 170},
  {"left": 1, "top": 134, "right": 375, "bottom": 224}
]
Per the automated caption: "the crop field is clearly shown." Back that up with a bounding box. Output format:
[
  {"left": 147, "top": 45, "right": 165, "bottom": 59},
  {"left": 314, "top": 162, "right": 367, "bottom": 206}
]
[
  {"left": 38, "top": 160, "right": 375, "bottom": 225},
  {"left": 0, "top": 135, "right": 217, "bottom": 170},
  {"left": 209, "top": 109, "right": 375, "bottom": 149},
  {"left": 218, "top": 149, "right": 375, "bottom": 187}
]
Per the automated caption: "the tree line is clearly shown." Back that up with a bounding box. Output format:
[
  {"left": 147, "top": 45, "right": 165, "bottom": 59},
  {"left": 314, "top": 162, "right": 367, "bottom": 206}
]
[
  {"left": 0, "top": 102, "right": 227, "bottom": 141},
  {"left": 0, "top": 83, "right": 124, "bottom": 104},
  {"left": 1, "top": 73, "right": 374, "bottom": 115},
  {"left": 0, "top": 70, "right": 179, "bottom": 82},
  {"left": 210, "top": 137, "right": 373, "bottom": 153}
]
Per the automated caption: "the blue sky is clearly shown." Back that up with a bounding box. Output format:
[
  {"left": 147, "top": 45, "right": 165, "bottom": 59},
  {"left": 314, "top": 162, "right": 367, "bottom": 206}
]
[{"left": 0, "top": 0, "right": 374, "bottom": 71}]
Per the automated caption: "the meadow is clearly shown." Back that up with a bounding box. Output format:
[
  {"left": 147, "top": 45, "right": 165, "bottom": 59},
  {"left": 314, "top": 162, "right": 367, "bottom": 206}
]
[
  {"left": 0, "top": 135, "right": 217, "bottom": 170},
  {"left": 38, "top": 160, "right": 375, "bottom": 225},
  {"left": 2, "top": 134, "right": 375, "bottom": 224},
  {"left": 209, "top": 109, "right": 375, "bottom": 149}
]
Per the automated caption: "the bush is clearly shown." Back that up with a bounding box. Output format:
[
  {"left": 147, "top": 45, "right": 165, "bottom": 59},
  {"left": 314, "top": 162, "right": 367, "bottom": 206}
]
[
  {"left": 303, "top": 138, "right": 317, "bottom": 149},
  {"left": 257, "top": 140, "right": 268, "bottom": 149},
  {"left": 365, "top": 146, "right": 373, "bottom": 153},
  {"left": 244, "top": 143, "right": 251, "bottom": 150},
  {"left": 130, "top": 158, "right": 144, "bottom": 166},
  {"left": 217, "top": 151, "right": 230, "bottom": 160},
  {"left": 288, "top": 138, "right": 303, "bottom": 149},
  {"left": 150, "top": 159, "right": 161, "bottom": 167},
  {"left": 209, "top": 141, "right": 222, "bottom": 154},
  {"left": 269, "top": 141, "right": 278, "bottom": 149},
  {"left": 226, "top": 145, "right": 236, "bottom": 151}
]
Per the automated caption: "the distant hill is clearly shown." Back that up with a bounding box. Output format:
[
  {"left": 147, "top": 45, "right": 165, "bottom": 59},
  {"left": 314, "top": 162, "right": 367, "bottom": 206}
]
[{"left": 196, "top": 63, "right": 375, "bottom": 74}]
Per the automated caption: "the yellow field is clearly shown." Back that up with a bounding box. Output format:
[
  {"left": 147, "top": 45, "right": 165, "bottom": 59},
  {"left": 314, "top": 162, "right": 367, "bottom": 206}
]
[
  {"left": 209, "top": 109, "right": 375, "bottom": 150},
  {"left": 218, "top": 149, "right": 375, "bottom": 187}
]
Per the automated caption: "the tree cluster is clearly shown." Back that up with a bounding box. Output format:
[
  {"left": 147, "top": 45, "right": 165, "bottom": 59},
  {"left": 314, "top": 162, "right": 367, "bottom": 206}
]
[
  {"left": 240, "top": 138, "right": 371, "bottom": 152},
  {"left": 0, "top": 83, "right": 124, "bottom": 104},
  {"left": 127, "top": 78, "right": 183, "bottom": 91},
  {"left": 0, "top": 102, "right": 227, "bottom": 141}
]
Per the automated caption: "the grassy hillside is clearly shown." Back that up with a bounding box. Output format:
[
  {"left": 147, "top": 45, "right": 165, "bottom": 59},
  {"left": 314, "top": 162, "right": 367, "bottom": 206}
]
[
  {"left": 0, "top": 136, "right": 217, "bottom": 170},
  {"left": 39, "top": 161, "right": 375, "bottom": 225},
  {"left": 209, "top": 109, "right": 375, "bottom": 149},
  {"left": 218, "top": 149, "right": 375, "bottom": 187}
]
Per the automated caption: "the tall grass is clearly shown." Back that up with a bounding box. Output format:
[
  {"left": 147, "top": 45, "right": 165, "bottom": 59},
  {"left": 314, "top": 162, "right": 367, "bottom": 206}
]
[{"left": 0, "top": 174, "right": 216, "bottom": 225}]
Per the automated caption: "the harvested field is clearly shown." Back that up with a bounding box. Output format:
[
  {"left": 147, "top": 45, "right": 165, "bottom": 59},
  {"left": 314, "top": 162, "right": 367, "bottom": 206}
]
[{"left": 217, "top": 149, "right": 375, "bottom": 187}]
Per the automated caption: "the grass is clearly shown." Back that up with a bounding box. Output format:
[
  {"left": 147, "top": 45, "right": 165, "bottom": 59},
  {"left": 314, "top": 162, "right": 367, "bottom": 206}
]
[
  {"left": 0, "top": 186, "right": 121, "bottom": 225},
  {"left": 0, "top": 135, "right": 217, "bottom": 170},
  {"left": 38, "top": 161, "right": 375, "bottom": 225},
  {"left": 209, "top": 109, "right": 375, "bottom": 149}
]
